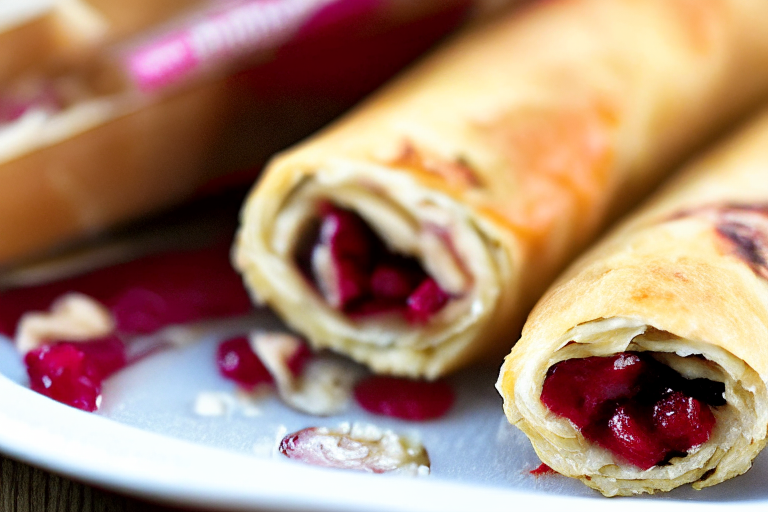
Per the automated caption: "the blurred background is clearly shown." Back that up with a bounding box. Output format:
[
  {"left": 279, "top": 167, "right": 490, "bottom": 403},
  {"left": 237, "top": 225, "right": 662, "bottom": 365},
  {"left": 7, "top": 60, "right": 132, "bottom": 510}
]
[
  {"left": 0, "top": 0, "right": 514, "bottom": 277},
  {"left": 0, "top": 1, "right": 514, "bottom": 509}
]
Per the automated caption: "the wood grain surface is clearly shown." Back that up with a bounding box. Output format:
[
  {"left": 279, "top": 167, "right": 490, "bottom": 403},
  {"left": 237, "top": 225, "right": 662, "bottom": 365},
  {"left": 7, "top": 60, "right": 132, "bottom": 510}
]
[{"left": 0, "top": 456, "right": 181, "bottom": 512}]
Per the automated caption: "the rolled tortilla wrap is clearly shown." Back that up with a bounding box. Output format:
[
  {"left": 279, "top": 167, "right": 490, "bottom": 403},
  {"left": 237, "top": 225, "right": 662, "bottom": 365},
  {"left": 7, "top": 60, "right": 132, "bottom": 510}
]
[
  {"left": 234, "top": 0, "right": 768, "bottom": 378},
  {"left": 0, "top": 74, "right": 233, "bottom": 265},
  {"left": 496, "top": 110, "right": 768, "bottom": 495},
  {"left": 0, "top": 0, "right": 229, "bottom": 265}
]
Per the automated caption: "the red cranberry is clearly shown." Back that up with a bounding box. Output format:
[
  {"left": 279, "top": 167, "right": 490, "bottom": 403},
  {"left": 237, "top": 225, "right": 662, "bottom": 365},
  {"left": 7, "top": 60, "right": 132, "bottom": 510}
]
[
  {"left": 541, "top": 352, "right": 722, "bottom": 469},
  {"left": 108, "top": 245, "right": 253, "bottom": 334},
  {"left": 305, "top": 205, "right": 451, "bottom": 323},
  {"left": 216, "top": 337, "right": 272, "bottom": 390},
  {"left": 405, "top": 278, "right": 450, "bottom": 324},
  {"left": 354, "top": 376, "right": 454, "bottom": 421},
  {"left": 320, "top": 206, "right": 374, "bottom": 264},
  {"left": 347, "top": 299, "right": 406, "bottom": 318},
  {"left": 330, "top": 258, "right": 370, "bottom": 309},
  {"left": 110, "top": 287, "right": 168, "bottom": 334},
  {"left": 24, "top": 335, "right": 126, "bottom": 412},
  {"left": 598, "top": 404, "right": 668, "bottom": 470},
  {"left": 653, "top": 391, "right": 714, "bottom": 451},
  {"left": 370, "top": 264, "right": 419, "bottom": 300},
  {"left": 541, "top": 353, "right": 647, "bottom": 427},
  {"left": 0, "top": 86, "right": 60, "bottom": 124}
]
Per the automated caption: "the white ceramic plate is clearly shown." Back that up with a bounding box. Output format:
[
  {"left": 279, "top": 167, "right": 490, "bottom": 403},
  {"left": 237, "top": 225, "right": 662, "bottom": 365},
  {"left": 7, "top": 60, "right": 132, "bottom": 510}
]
[{"left": 0, "top": 310, "right": 767, "bottom": 512}]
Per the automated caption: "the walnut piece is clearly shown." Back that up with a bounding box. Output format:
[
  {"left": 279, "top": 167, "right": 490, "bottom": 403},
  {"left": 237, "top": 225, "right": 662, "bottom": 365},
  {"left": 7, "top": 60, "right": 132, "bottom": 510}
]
[
  {"left": 16, "top": 292, "right": 115, "bottom": 354},
  {"left": 250, "top": 331, "right": 362, "bottom": 416}
]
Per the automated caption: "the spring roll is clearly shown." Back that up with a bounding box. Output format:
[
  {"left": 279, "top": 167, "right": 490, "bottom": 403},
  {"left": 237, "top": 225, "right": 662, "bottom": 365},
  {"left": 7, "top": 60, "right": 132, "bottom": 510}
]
[
  {"left": 0, "top": 0, "right": 233, "bottom": 265},
  {"left": 497, "top": 110, "right": 768, "bottom": 495},
  {"left": 0, "top": 72, "right": 232, "bottom": 265},
  {"left": 234, "top": 0, "right": 768, "bottom": 378}
]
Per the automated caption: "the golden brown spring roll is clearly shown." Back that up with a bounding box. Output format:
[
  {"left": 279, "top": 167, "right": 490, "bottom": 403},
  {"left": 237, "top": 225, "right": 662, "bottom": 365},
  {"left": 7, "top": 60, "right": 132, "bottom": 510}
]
[
  {"left": 234, "top": 0, "right": 768, "bottom": 378},
  {"left": 0, "top": 0, "right": 230, "bottom": 265},
  {"left": 497, "top": 110, "right": 768, "bottom": 495},
  {"left": 0, "top": 73, "right": 234, "bottom": 265}
]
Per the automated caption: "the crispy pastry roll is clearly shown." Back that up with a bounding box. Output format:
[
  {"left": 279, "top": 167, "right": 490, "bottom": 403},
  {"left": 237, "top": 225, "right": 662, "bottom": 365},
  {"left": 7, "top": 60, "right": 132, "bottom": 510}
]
[
  {"left": 0, "top": 72, "right": 231, "bottom": 265},
  {"left": 234, "top": 0, "right": 768, "bottom": 378},
  {"left": 0, "top": 0, "right": 230, "bottom": 265},
  {"left": 497, "top": 111, "right": 768, "bottom": 495}
]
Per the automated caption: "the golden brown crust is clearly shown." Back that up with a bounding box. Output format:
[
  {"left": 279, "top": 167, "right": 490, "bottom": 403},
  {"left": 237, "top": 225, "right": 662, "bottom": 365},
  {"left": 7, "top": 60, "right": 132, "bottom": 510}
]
[
  {"left": 0, "top": 1, "right": 241, "bottom": 265},
  {"left": 497, "top": 111, "right": 768, "bottom": 495},
  {"left": 235, "top": 0, "right": 768, "bottom": 378}
]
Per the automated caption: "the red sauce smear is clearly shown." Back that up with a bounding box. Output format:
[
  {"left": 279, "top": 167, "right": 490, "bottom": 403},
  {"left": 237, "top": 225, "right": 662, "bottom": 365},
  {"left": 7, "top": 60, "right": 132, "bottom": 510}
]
[
  {"left": 0, "top": 243, "right": 252, "bottom": 338},
  {"left": 354, "top": 375, "right": 455, "bottom": 421},
  {"left": 530, "top": 463, "right": 556, "bottom": 476},
  {"left": 298, "top": 205, "right": 450, "bottom": 323},
  {"left": 3, "top": 242, "right": 253, "bottom": 412},
  {"left": 540, "top": 352, "right": 724, "bottom": 469}
]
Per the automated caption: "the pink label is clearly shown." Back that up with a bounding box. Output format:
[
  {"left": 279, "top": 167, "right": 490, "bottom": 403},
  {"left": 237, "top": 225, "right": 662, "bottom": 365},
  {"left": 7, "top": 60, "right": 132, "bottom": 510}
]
[
  {"left": 127, "top": 0, "right": 335, "bottom": 92},
  {"left": 127, "top": 36, "right": 199, "bottom": 92}
]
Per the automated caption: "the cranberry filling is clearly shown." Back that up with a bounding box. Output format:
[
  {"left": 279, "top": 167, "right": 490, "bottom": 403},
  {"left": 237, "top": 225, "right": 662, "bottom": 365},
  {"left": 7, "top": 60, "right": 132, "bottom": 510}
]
[
  {"left": 0, "top": 243, "right": 252, "bottom": 338},
  {"left": 3, "top": 242, "right": 253, "bottom": 412},
  {"left": 541, "top": 352, "right": 723, "bottom": 469},
  {"left": 24, "top": 335, "right": 127, "bottom": 412},
  {"left": 353, "top": 375, "right": 455, "bottom": 421},
  {"left": 0, "top": 86, "right": 60, "bottom": 125},
  {"left": 297, "top": 204, "right": 450, "bottom": 323}
]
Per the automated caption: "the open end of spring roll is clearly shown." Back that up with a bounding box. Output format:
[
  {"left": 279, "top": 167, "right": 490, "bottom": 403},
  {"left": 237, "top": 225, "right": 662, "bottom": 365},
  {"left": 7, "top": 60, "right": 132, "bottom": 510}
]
[
  {"left": 235, "top": 156, "right": 515, "bottom": 378},
  {"left": 497, "top": 112, "right": 768, "bottom": 495},
  {"left": 235, "top": 0, "right": 768, "bottom": 379},
  {"left": 501, "top": 319, "right": 767, "bottom": 496}
]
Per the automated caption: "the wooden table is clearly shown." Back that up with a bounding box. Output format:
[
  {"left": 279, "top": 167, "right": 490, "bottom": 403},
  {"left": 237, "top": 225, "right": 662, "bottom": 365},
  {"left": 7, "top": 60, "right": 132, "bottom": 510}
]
[{"left": 1, "top": 456, "right": 180, "bottom": 512}]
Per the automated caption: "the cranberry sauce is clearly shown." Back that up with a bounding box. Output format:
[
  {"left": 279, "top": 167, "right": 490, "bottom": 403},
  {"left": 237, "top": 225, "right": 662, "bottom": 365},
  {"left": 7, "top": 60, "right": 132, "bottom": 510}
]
[
  {"left": 296, "top": 204, "right": 450, "bottom": 323},
  {"left": 216, "top": 337, "right": 273, "bottom": 390},
  {"left": 3, "top": 242, "right": 252, "bottom": 412},
  {"left": 530, "top": 463, "right": 556, "bottom": 476},
  {"left": 354, "top": 375, "right": 455, "bottom": 421},
  {"left": 540, "top": 352, "right": 724, "bottom": 470},
  {"left": 0, "top": 243, "right": 252, "bottom": 338},
  {"left": 25, "top": 335, "right": 127, "bottom": 412},
  {"left": 216, "top": 336, "right": 312, "bottom": 390}
]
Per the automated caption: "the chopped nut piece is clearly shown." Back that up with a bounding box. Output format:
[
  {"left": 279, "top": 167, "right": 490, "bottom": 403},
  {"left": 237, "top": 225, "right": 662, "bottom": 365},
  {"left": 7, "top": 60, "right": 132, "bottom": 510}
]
[
  {"left": 193, "top": 391, "right": 236, "bottom": 417},
  {"left": 16, "top": 292, "right": 115, "bottom": 354},
  {"left": 251, "top": 332, "right": 362, "bottom": 416}
]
